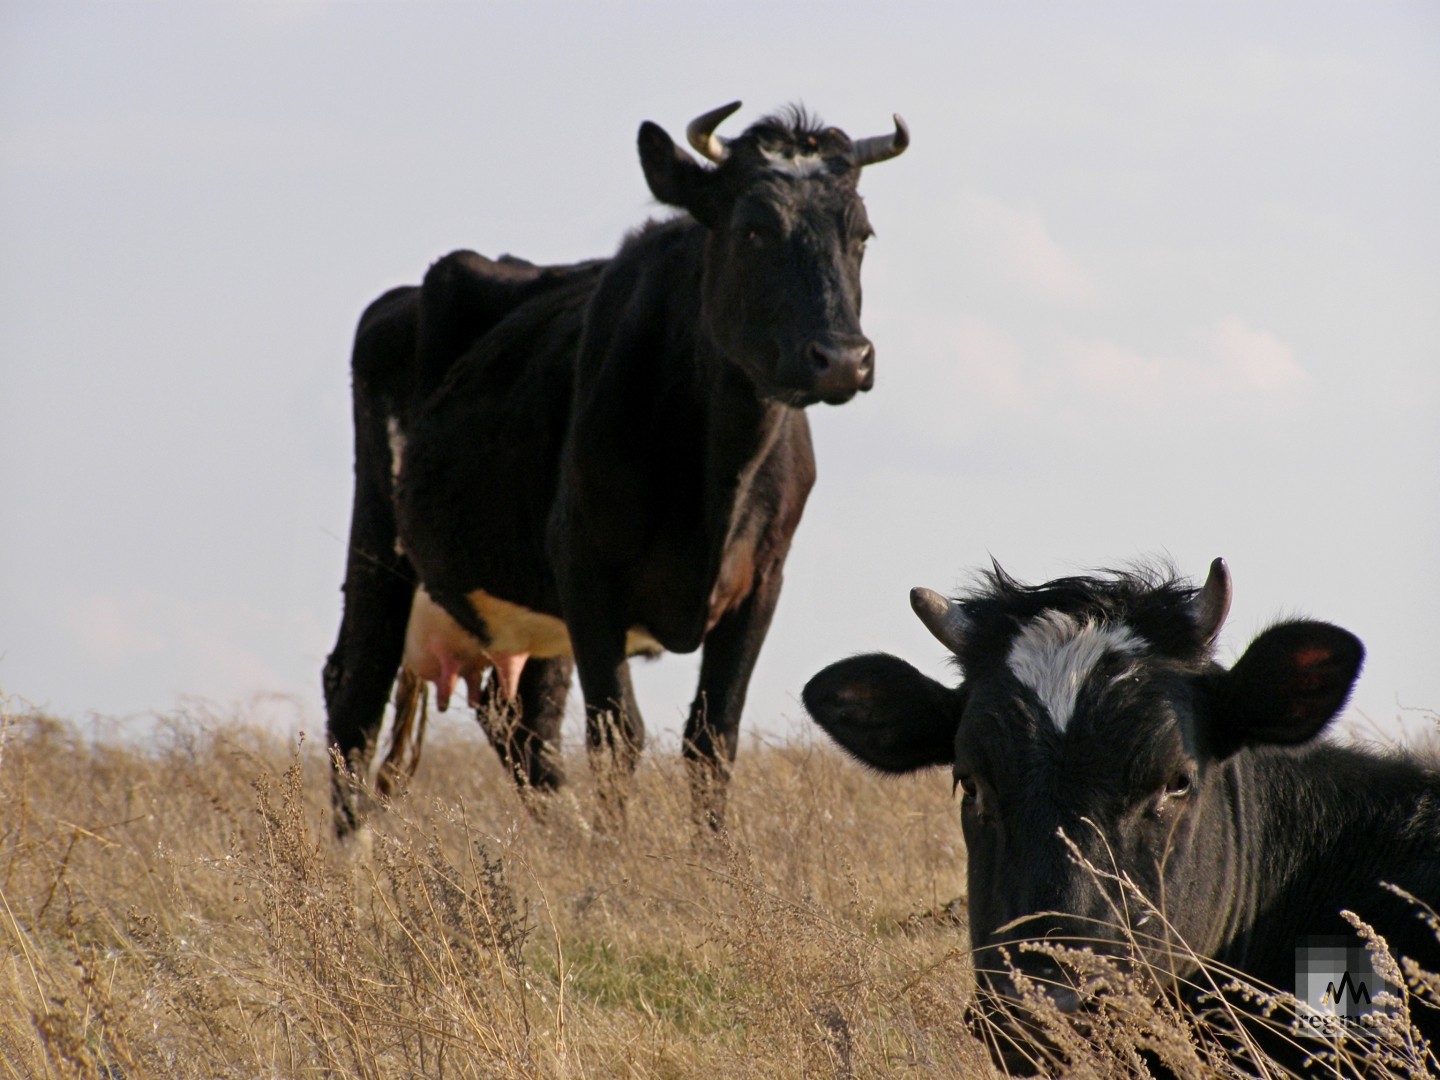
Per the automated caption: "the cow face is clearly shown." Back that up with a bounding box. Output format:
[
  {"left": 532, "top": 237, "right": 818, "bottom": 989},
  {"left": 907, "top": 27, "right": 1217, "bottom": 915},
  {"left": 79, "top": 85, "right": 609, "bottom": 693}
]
[
  {"left": 803, "top": 562, "right": 1365, "bottom": 1015},
  {"left": 637, "top": 104, "right": 907, "bottom": 406}
]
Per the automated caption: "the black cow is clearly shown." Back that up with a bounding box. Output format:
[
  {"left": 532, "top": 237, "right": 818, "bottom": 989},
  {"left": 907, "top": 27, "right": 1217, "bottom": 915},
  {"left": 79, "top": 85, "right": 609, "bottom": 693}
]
[
  {"left": 323, "top": 102, "right": 909, "bottom": 835},
  {"left": 804, "top": 560, "right": 1439, "bottom": 1070}
]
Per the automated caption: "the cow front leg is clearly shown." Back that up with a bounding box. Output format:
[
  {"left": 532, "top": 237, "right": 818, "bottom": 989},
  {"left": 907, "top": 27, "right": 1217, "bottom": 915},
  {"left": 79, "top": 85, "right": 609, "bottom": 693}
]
[
  {"left": 585, "top": 656, "right": 643, "bottom": 762},
  {"left": 589, "top": 657, "right": 643, "bottom": 831},
  {"left": 475, "top": 655, "right": 573, "bottom": 792},
  {"left": 567, "top": 622, "right": 644, "bottom": 828},
  {"left": 684, "top": 568, "right": 784, "bottom": 830}
]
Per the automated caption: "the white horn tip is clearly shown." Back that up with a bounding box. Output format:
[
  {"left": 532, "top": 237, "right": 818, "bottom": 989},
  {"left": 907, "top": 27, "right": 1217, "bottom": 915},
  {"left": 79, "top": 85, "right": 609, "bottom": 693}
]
[{"left": 910, "top": 586, "right": 949, "bottom": 620}]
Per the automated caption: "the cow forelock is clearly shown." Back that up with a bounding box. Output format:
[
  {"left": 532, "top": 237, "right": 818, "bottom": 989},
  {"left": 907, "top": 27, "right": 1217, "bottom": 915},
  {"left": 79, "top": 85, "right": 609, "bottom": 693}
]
[
  {"left": 724, "top": 109, "right": 860, "bottom": 184},
  {"left": 760, "top": 146, "right": 834, "bottom": 178},
  {"left": 1005, "top": 611, "right": 1146, "bottom": 733}
]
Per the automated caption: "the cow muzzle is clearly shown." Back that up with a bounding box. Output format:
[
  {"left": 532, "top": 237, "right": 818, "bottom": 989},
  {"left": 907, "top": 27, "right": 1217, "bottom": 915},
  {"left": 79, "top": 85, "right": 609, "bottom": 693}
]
[
  {"left": 969, "top": 961, "right": 1089, "bottom": 1077},
  {"left": 970, "top": 939, "right": 1139, "bottom": 1074},
  {"left": 980, "top": 959, "right": 1088, "bottom": 1015},
  {"left": 807, "top": 337, "right": 874, "bottom": 403}
]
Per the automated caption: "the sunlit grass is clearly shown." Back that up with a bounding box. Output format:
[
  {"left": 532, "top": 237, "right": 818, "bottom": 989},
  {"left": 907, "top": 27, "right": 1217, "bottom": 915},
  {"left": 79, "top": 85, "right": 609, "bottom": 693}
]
[{"left": 0, "top": 701, "right": 1433, "bottom": 1077}]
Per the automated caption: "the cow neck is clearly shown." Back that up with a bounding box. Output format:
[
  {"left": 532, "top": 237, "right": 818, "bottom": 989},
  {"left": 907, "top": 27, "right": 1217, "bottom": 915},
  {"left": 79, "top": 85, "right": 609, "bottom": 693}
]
[
  {"left": 698, "top": 352, "right": 790, "bottom": 521},
  {"left": 1212, "top": 751, "right": 1344, "bottom": 974},
  {"left": 563, "top": 216, "right": 801, "bottom": 577},
  {"left": 1214, "top": 745, "right": 1429, "bottom": 978},
  {"left": 1211, "top": 757, "right": 1265, "bottom": 971}
]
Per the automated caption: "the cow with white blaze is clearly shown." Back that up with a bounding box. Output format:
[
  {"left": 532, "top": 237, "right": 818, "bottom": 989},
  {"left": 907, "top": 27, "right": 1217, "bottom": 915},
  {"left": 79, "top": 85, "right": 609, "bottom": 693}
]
[
  {"left": 323, "top": 102, "right": 909, "bottom": 835},
  {"left": 803, "top": 559, "right": 1439, "bottom": 1070}
]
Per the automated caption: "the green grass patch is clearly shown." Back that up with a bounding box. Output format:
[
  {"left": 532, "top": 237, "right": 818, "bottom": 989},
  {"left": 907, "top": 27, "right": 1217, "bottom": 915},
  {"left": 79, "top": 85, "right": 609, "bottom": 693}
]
[{"left": 543, "top": 938, "right": 733, "bottom": 1033}]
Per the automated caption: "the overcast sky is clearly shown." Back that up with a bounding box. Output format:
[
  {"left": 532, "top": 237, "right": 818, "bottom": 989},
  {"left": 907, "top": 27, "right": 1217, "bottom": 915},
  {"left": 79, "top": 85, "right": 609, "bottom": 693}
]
[{"left": 2, "top": 3, "right": 1436, "bottom": 756}]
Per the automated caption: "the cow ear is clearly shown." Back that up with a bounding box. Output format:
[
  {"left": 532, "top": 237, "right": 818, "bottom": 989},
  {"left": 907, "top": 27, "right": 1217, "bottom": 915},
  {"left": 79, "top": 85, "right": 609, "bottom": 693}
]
[
  {"left": 637, "top": 121, "right": 717, "bottom": 224},
  {"left": 802, "top": 653, "right": 964, "bottom": 773},
  {"left": 1210, "top": 621, "right": 1364, "bottom": 755}
]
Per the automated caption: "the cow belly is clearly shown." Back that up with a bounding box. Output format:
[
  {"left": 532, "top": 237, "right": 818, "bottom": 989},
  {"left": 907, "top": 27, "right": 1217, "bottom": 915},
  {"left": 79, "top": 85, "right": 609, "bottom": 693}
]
[
  {"left": 401, "top": 588, "right": 661, "bottom": 709},
  {"left": 463, "top": 588, "right": 662, "bottom": 657}
]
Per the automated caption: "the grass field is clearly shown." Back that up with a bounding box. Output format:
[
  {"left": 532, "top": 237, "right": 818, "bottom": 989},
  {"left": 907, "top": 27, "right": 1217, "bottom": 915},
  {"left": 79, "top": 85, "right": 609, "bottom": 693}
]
[{"left": 2, "top": 702, "right": 1435, "bottom": 1078}]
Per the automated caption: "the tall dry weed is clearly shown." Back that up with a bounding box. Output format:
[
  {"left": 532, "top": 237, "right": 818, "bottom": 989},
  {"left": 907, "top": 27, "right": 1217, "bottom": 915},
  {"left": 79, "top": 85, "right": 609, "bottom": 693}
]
[{"left": 0, "top": 701, "right": 1434, "bottom": 1078}]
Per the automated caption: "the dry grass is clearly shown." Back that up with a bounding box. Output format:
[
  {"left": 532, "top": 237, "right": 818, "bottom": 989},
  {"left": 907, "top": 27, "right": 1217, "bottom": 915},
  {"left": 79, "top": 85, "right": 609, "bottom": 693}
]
[{"left": 1, "top": 701, "right": 1434, "bottom": 1078}]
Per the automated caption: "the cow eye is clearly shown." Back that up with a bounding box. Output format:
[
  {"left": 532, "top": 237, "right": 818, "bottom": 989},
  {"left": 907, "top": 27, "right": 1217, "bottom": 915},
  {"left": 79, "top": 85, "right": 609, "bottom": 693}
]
[
  {"left": 737, "top": 224, "right": 771, "bottom": 246},
  {"left": 1163, "top": 771, "right": 1193, "bottom": 799},
  {"left": 954, "top": 774, "right": 978, "bottom": 801}
]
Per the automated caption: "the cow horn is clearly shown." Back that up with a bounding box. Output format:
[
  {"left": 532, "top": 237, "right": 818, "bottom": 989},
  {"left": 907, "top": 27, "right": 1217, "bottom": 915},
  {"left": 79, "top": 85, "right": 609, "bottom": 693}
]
[
  {"left": 687, "top": 100, "right": 742, "bottom": 164},
  {"left": 852, "top": 114, "right": 910, "bottom": 167},
  {"left": 1190, "top": 558, "right": 1232, "bottom": 645},
  {"left": 911, "top": 586, "right": 970, "bottom": 653}
]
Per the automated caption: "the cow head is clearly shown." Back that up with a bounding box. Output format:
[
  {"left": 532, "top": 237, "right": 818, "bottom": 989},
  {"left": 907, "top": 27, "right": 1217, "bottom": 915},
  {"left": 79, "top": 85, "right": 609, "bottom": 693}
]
[
  {"left": 802, "top": 560, "right": 1364, "bottom": 1040},
  {"left": 637, "top": 102, "right": 908, "bottom": 406}
]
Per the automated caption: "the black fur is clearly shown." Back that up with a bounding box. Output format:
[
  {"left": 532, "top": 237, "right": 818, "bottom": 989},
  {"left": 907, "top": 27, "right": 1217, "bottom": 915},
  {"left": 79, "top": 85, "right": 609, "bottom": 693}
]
[
  {"left": 952, "top": 561, "right": 1214, "bottom": 675},
  {"left": 325, "top": 105, "right": 906, "bottom": 834},
  {"left": 804, "top": 562, "right": 1439, "bottom": 1072}
]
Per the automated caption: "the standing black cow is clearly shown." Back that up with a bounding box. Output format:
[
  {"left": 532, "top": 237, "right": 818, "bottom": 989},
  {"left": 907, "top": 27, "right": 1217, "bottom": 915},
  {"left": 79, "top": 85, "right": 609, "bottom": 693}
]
[
  {"left": 323, "top": 102, "right": 909, "bottom": 835},
  {"left": 804, "top": 559, "right": 1439, "bottom": 1070}
]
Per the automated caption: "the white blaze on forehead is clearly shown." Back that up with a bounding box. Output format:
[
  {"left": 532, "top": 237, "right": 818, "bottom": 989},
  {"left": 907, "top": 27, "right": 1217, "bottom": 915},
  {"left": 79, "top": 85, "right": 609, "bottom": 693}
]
[
  {"left": 1006, "top": 611, "right": 1145, "bottom": 732},
  {"left": 760, "top": 147, "right": 830, "bottom": 178}
]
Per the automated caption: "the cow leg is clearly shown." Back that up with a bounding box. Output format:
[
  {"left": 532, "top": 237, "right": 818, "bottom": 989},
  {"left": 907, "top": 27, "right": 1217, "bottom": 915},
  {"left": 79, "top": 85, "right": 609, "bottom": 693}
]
[
  {"left": 589, "top": 657, "right": 643, "bottom": 760},
  {"left": 323, "top": 351, "right": 416, "bottom": 837},
  {"left": 566, "top": 625, "right": 644, "bottom": 827},
  {"left": 574, "top": 651, "right": 643, "bottom": 769},
  {"left": 588, "top": 658, "right": 643, "bottom": 831},
  {"left": 475, "top": 656, "right": 573, "bottom": 791},
  {"left": 323, "top": 552, "right": 414, "bottom": 837},
  {"left": 683, "top": 568, "right": 784, "bottom": 830}
]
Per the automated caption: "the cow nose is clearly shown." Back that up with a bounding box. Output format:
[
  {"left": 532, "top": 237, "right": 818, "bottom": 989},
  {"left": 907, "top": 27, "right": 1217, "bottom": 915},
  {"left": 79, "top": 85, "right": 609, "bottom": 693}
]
[
  {"left": 808, "top": 339, "right": 875, "bottom": 398},
  {"left": 971, "top": 968, "right": 1086, "bottom": 1078},
  {"left": 980, "top": 955, "right": 1087, "bottom": 1015}
]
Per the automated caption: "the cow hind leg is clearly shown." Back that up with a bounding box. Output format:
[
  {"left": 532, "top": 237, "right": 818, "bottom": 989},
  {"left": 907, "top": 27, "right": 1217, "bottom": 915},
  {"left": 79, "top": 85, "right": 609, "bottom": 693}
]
[
  {"left": 377, "top": 667, "right": 429, "bottom": 800},
  {"left": 323, "top": 556, "right": 415, "bottom": 837},
  {"left": 325, "top": 283, "right": 424, "bottom": 837},
  {"left": 475, "top": 656, "right": 573, "bottom": 792}
]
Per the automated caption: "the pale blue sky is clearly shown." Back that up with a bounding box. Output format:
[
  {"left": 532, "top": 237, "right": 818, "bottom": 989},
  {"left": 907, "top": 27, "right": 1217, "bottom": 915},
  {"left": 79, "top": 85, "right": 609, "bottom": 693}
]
[{"left": 2, "top": 3, "right": 1436, "bottom": 749}]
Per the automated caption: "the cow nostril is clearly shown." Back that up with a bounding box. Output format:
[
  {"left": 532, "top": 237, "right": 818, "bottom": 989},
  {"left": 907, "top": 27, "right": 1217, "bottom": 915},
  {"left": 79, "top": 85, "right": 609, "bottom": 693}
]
[{"left": 808, "top": 342, "right": 872, "bottom": 378}]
